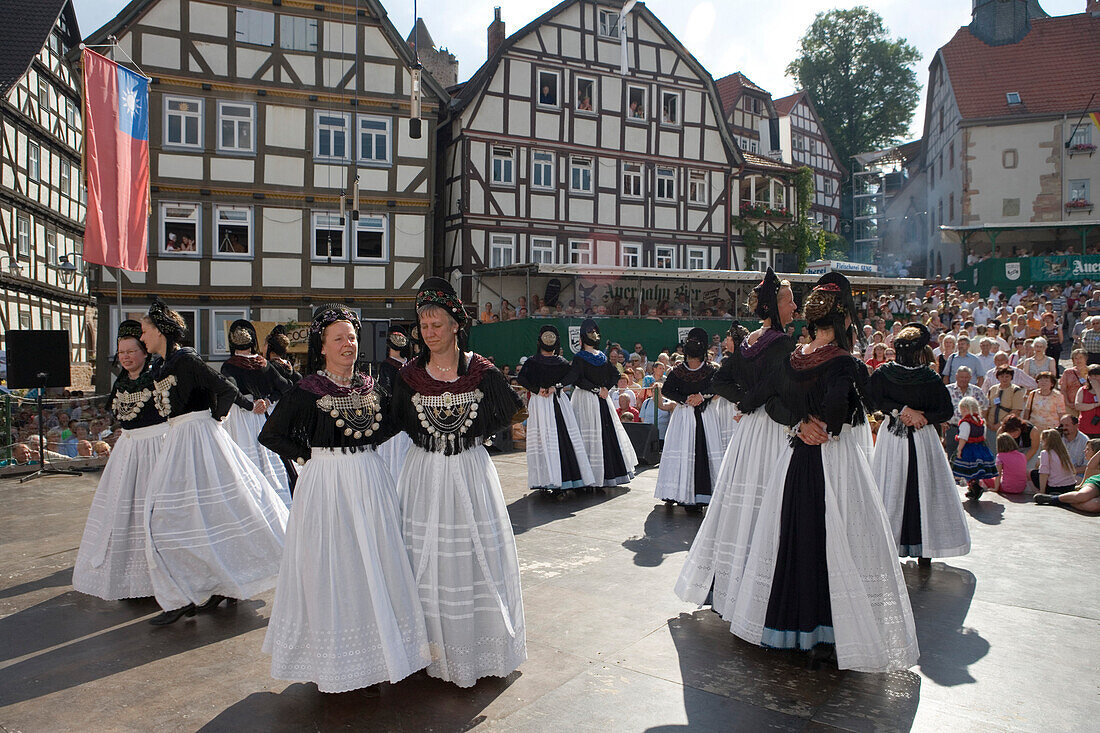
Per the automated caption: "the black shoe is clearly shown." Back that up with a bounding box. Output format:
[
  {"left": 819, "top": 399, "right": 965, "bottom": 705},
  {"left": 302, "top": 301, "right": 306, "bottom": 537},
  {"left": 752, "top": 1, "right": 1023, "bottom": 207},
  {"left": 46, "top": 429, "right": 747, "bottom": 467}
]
[
  {"left": 197, "top": 595, "right": 238, "bottom": 612},
  {"left": 918, "top": 557, "right": 932, "bottom": 568},
  {"left": 1034, "top": 493, "right": 1055, "bottom": 505},
  {"left": 149, "top": 604, "right": 196, "bottom": 626},
  {"left": 966, "top": 484, "right": 983, "bottom": 501}
]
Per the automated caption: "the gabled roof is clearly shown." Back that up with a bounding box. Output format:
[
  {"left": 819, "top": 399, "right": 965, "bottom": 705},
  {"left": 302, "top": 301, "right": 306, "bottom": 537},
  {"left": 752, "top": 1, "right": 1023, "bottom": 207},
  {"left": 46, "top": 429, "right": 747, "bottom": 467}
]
[
  {"left": 451, "top": 0, "right": 742, "bottom": 166},
  {"left": 772, "top": 89, "right": 848, "bottom": 177},
  {"left": 80, "top": 0, "right": 450, "bottom": 104},
  {"left": 935, "top": 12, "right": 1100, "bottom": 122},
  {"left": 714, "top": 71, "right": 774, "bottom": 119},
  {"left": 772, "top": 91, "right": 802, "bottom": 117},
  {"left": 0, "top": 0, "right": 79, "bottom": 96}
]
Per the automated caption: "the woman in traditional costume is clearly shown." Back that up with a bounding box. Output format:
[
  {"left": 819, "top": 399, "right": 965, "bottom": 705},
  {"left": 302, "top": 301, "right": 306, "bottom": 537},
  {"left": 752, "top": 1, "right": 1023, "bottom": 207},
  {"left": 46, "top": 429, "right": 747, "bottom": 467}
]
[
  {"left": 375, "top": 325, "right": 414, "bottom": 484},
  {"left": 389, "top": 278, "right": 527, "bottom": 687},
  {"left": 72, "top": 321, "right": 169, "bottom": 601},
  {"left": 516, "top": 325, "right": 595, "bottom": 492},
  {"left": 867, "top": 323, "right": 971, "bottom": 566},
  {"left": 675, "top": 268, "right": 796, "bottom": 613},
  {"left": 569, "top": 319, "right": 637, "bottom": 487},
  {"left": 258, "top": 304, "right": 430, "bottom": 693},
  {"left": 221, "top": 319, "right": 293, "bottom": 505},
  {"left": 727, "top": 273, "right": 919, "bottom": 672},
  {"left": 654, "top": 328, "right": 723, "bottom": 509},
  {"left": 140, "top": 299, "right": 288, "bottom": 625},
  {"left": 264, "top": 325, "right": 300, "bottom": 385}
]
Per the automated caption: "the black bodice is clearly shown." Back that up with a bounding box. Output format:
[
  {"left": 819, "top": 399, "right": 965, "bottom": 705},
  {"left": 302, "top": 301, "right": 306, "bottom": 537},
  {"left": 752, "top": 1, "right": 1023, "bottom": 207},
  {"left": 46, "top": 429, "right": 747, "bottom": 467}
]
[
  {"left": 150, "top": 347, "right": 250, "bottom": 421},
  {"left": 258, "top": 373, "right": 393, "bottom": 464},
  {"left": 662, "top": 362, "right": 718, "bottom": 406},
  {"left": 108, "top": 362, "right": 168, "bottom": 430},
  {"left": 220, "top": 358, "right": 293, "bottom": 406},
  {"left": 569, "top": 353, "right": 620, "bottom": 393},
  {"left": 516, "top": 354, "right": 574, "bottom": 392},
  {"left": 865, "top": 364, "right": 954, "bottom": 425},
  {"left": 769, "top": 348, "right": 869, "bottom": 435},
  {"left": 712, "top": 330, "right": 795, "bottom": 419}
]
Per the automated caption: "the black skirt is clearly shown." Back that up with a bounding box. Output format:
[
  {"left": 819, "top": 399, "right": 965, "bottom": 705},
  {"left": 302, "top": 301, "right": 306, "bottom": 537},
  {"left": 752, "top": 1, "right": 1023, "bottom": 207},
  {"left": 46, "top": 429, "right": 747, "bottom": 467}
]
[
  {"left": 552, "top": 395, "right": 587, "bottom": 489},
  {"left": 597, "top": 396, "right": 630, "bottom": 483},
  {"left": 692, "top": 408, "right": 713, "bottom": 502},
  {"left": 898, "top": 433, "right": 923, "bottom": 557},
  {"left": 762, "top": 441, "right": 834, "bottom": 650}
]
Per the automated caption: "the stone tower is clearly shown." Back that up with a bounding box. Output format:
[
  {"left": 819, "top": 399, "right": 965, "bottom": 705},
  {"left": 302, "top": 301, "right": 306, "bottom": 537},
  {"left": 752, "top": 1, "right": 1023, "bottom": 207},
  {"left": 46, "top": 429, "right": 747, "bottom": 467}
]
[{"left": 969, "top": 0, "right": 1050, "bottom": 45}]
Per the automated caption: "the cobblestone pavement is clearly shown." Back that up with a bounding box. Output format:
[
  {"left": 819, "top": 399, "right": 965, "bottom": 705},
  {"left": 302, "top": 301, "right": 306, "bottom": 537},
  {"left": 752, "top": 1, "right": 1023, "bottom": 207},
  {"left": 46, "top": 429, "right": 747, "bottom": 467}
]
[{"left": 1, "top": 452, "right": 1097, "bottom": 732}]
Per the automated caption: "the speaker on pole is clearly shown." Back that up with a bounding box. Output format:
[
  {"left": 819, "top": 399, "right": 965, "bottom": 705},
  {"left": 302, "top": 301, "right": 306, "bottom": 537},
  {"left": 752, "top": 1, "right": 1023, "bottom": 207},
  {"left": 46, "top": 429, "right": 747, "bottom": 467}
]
[{"left": 6, "top": 330, "right": 71, "bottom": 389}]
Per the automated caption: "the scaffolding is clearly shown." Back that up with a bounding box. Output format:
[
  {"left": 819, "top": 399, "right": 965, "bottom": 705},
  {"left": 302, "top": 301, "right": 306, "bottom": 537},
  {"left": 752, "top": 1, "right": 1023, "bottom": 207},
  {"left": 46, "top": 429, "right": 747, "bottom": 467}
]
[{"left": 850, "top": 146, "right": 910, "bottom": 264}]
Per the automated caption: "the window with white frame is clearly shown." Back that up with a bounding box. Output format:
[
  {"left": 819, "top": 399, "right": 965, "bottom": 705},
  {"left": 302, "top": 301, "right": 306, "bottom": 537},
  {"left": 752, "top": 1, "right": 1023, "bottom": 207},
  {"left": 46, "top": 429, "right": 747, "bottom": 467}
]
[
  {"left": 38, "top": 78, "right": 49, "bottom": 110},
  {"left": 215, "top": 205, "right": 252, "bottom": 257},
  {"left": 531, "top": 150, "right": 554, "bottom": 189},
  {"left": 575, "top": 75, "right": 596, "bottom": 113},
  {"left": 42, "top": 313, "right": 53, "bottom": 330},
  {"left": 315, "top": 111, "right": 350, "bottom": 161},
  {"left": 621, "top": 243, "right": 641, "bottom": 268},
  {"left": 1070, "top": 124, "right": 1092, "bottom": 148},
  {"left": 66, "top": 97, "right": 77, "bottom": 130},
  {"left": 598, "top": 9, "right": 621, "bottom": 39},
  {"left": 236, "top": 8, "right": 275, "bottom": 46},
  {"left": 656, "top": 167, "right": 675, "bottom": 201},
  {"left": 531, "top": 237, "right": 555, "bottom": 264},
  {"left": 687, "top": 247, "right": 707, "bottom": 270},
  {"left": 660, "top": 90, "right": 680, "bottom": 126},
  {"left": 537, "top": 70, "right": 560, "bottom": 108},
  {"left": 280, "top": 15, "right": 318, "bottom": 51},
  {"left": 569, "top": 240, "right": 592, "bottom": 264},
  {"left": 489, "top": 234, "right": 515, "bottom": 268},
  {"left": 626, "top": 85, "right": 647, "bottom": 121},
  {"left": 161, "top": 202, "right": 200, "bottom": 255},
  {"left": 46, "top": 232, "right": 57, "bottom": 266},
  {"left": 570, "top": 155, "right": 593, "bottom": 193},
  {"left": 19, "top": 312, "right": 31, "bottom": 330},
  {"left": 218, "top": 102, "right": 255, "bottom": 153},
  {"left": 688, "top": 170, "right": 707, "bottom": 205},
  {"left": 16, "top": 214, "right": 30, "bottom": 256},
  {"left": 212, "top": 308, "right": 249, "bottom": 355},
  {"left": 491, "top": 146, "right": 515, "bottom": 185},
  {"left": 622, "top": 162, "right": 643, "bottom": 198},
  {"left": 655, "top": 245, "right": 675, "bottom": 269},
  {"left": 165, "top": 96, "right": 202, "bottom": 148},
  {"left": 28, "top": 142, "right": 40, "bottom": 181},
  {"left": 354, "top": 215, "right": 388, "bottom": 261},
  {"left": 1069, "top": 179, "right": 1091, "bottom": 202},
  {"left": 59, "top": 159, "right": 70, "bottom": 197},
  {"left": 312, "top": 212, "right": 346, "bottom": 260},
  {"left": 357, "top": 115, "right": 390, "bottom": 164}
]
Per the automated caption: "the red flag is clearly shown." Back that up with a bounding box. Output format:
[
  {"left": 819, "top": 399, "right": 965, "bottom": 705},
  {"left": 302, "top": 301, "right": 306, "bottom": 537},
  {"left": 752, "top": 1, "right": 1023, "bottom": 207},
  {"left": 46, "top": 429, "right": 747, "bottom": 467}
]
[{"left": 82, "top": 48, "right": 150, "bottom": 272}]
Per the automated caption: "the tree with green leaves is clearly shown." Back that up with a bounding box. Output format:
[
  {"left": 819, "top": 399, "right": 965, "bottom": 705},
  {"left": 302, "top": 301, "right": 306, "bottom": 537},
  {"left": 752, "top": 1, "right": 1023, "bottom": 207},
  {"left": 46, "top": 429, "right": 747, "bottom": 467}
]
[{"left": 786, "top": 7, "right": 921, "bottom": 165}]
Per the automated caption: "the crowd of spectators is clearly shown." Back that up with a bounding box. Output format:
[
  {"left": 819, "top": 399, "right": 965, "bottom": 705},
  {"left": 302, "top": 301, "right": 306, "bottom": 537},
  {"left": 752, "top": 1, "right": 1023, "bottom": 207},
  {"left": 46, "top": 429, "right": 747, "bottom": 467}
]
[{"left": 1, "top": 391, "right": 117, "bottom": 468}]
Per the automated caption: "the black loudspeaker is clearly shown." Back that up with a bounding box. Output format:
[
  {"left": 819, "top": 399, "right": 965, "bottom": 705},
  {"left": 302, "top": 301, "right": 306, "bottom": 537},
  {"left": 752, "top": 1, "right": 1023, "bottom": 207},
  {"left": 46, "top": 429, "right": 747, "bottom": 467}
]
[
  {"left": 773, "top": 252, "right": 798, "bottom": 273},
  {"left": 409, "top": 118, "right": 422, "bottom": 139},
  {"left": 6, "top": 330, "right": 71, "bottom": 389}
]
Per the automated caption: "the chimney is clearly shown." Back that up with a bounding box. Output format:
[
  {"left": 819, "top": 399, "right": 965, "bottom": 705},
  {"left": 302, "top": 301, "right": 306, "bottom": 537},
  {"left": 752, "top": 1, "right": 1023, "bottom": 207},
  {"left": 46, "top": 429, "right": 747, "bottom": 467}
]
[{"left": 487, "top": 7, "right": 505, "bottom": 59}]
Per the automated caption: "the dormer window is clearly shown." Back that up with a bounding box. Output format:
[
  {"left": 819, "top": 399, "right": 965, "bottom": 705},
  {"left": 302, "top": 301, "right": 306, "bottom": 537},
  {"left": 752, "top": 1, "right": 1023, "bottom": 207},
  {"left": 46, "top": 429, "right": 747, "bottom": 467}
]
[{"left": 1006, "top": 92, "right": 1021, "bottom": 105}]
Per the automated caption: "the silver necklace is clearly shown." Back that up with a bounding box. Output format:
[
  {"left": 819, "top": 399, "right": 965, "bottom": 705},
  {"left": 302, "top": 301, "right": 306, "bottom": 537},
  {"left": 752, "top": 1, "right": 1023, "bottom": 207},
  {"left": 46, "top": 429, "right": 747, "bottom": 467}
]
[{"left": 319, "top": 369, "right": 353, "bottom": 386}]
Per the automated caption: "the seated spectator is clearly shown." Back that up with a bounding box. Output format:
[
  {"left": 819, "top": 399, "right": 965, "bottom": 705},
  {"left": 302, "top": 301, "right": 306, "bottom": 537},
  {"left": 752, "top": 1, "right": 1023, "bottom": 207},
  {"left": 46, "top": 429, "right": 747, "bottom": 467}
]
[
  {"left": 994, "top": 433, "right": 1028, "bottom": 494},
  {"left": 93, "top": 441, "right": 112, "bottom": 459},
  {"left": 617, "top": 393, "right": 638, "bottom": 422},
  {"left": 77, "top": 440, "right": 94, "bottom": 458},
  {"left": 1030, "top": 429, "right": 1079, "bottom": 495},
  {"left": 639, "top": 391, "right": 674, "bottom": 441},
  {"left": 866, "top": 344, "right": 887, "bottom": 370},
  {"left": 1035, "top": 439, "right": 1100, "bottom": 511},
  {"left": 1001, "top": 415, "right": 1042, "bottom": 476},
  {"left": 1, "top": 443, "right": 32, "bottom": 466},
  {"left": 1058, "top": 414, "right": 1089, "bottom": 475},
  {"left": 1020, "top": 338, "right": 1058, "bottom": 379},
  {"left": 1022, "top": 372, "right": 1063, "bottom": 431},
  {"left": 986, "top": 366, "right": 1028, "bottom": 439},
  {"left": 884, "top": 347, "right": 896, "bottom": 363}
]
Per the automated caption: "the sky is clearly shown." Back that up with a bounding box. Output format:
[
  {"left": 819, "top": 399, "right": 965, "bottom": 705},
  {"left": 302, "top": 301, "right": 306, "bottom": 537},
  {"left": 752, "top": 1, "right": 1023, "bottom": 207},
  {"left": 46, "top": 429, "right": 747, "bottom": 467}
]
[{"left": 73, "top": 0, "right": 1085, "bottom": 141}]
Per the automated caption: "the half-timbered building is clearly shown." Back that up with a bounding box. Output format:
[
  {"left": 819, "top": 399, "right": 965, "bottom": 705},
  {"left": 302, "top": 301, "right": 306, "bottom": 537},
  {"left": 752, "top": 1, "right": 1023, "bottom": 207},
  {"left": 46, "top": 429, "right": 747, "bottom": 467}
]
[
  {"left": 81, "top": 0, "right": 449, "bottom": 383},
  {"left": 773, "top": 91, "right": 845, "bottom": 233},
  {"left": 1, "top": 0, "right": 94, "bottom": 367},
  {"left": 439, "top": 0, "right": 744, "bottom": 307}
]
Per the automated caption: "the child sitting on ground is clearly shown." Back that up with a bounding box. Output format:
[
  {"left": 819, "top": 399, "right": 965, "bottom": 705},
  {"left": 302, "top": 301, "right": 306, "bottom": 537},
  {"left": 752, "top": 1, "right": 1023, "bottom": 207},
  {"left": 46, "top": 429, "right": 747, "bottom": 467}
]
[
  {"left": 994, "top": 433, "right": 1028, "bottom": 495},
  {"left": 1035, "top": 439, "right": 1100, "bottom": 513},
  {"left": 952, "top": 396, "right": 998, "bottom": 501}
]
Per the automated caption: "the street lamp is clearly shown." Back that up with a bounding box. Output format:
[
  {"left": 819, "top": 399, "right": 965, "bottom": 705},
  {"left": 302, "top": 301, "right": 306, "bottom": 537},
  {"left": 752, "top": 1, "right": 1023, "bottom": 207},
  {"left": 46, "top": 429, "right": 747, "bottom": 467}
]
[
  {"left": 0, "top": 255, "right": 22, "bottom": 276},
  {"left": 54, "top": 255, "right": 78, "bottom": 286}
]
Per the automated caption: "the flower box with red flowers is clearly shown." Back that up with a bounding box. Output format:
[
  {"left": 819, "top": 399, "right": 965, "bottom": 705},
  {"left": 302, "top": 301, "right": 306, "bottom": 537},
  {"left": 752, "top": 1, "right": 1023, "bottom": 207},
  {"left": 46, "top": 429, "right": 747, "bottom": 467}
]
[
  {"left": 739, "top": 201, "right": 792, "bottom": 220},
  {"left": 1068, "top": 143, "right": 1096, "bottom": 154},
  {"left": 1065, "top": 199, "right": 1093, "bottom": 210}
]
